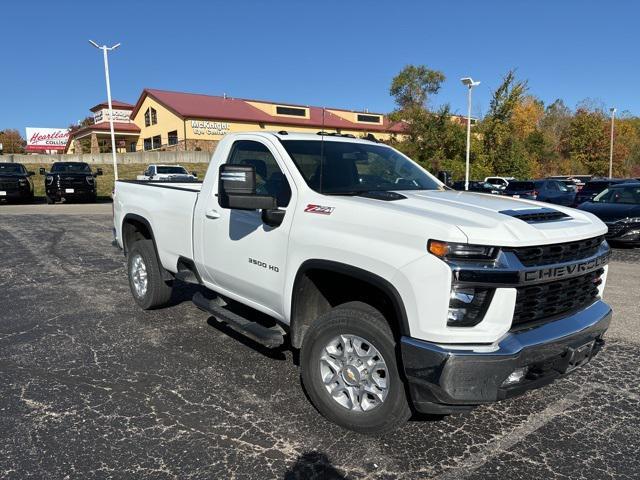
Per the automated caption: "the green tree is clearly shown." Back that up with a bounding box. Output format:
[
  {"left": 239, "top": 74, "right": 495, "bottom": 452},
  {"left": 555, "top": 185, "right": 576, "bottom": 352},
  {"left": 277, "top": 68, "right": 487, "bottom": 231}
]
[
  {"left": 390, "top": 65, "right": 446, "bottom": 110},
  {"left": 388, "top": 65, "right": 465, "bottom": 173}
]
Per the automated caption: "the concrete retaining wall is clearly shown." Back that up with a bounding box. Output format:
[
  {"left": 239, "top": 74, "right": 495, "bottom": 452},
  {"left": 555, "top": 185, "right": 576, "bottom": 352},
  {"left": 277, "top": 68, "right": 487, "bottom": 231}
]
[{"left": 0, "top": 151, "right": 213, "bottom": 165}]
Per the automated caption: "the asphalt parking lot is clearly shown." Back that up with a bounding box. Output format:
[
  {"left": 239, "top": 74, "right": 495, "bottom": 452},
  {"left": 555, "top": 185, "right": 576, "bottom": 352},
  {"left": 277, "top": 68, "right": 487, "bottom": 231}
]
[{"left": 1, "top": 204, "right": 639, "bottom": 479}]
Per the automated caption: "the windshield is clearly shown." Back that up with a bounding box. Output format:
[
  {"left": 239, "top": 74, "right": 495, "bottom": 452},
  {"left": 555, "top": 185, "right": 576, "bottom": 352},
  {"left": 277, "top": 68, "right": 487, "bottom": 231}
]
[
  {"left": 0, "top": 164, "right": 26, "bottom": 174},
  {"left": 582, "top": 182, "right": 612, "bottom": 193},
  {"left": 280, "top": 140, "right": 442, "bottom": 194},
  {"left": 505, "top": 181, "right": 535, "bottom": 191},
  {"left": 157, "top": 166, "right": 189, "bottom": 175},
  {"left": 593, "top": 185, "right": 640, "bottom": 205},
  {"left": 51, "top": 163, "right": 92, "bottom": 174}
]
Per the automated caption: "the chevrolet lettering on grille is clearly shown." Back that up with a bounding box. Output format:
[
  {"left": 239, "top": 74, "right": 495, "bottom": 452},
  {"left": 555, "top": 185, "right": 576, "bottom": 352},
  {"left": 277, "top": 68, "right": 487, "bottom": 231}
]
[{"left": 521, "top": 252, "right": 610, "bottom": 283}]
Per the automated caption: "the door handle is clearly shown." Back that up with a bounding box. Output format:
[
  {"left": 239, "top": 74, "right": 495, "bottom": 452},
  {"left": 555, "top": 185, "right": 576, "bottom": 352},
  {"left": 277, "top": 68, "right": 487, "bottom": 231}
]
[{"left": 205, "top": 208, "right": 220, "bottom": 219}]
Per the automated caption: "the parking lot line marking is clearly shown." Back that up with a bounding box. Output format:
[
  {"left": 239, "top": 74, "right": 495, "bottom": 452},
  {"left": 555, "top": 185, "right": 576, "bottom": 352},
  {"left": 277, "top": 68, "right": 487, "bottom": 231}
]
[{"left": 433, "top": 386, "right": 595, "bottom": 480}]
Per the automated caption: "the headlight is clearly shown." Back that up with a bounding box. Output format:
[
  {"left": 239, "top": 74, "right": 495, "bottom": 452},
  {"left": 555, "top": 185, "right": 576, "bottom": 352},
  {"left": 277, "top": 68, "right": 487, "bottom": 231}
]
[
  {"left": 18, "top": 178, "right": 27, "bottom": 185},
  {"left": 447, "top": 286, "right": 494, "bottom": 327},
  {"left": 619, "top": 217, "right": 640, "bottom": 224},
  {"left": 428, "top": 240, "right": 497, "bottom": 260},
  {"left": 46, "top": 175, "right": 54, "bottom": 185},
  {"left": 86, "top": 175, "right": 95, "bottom": 185}
]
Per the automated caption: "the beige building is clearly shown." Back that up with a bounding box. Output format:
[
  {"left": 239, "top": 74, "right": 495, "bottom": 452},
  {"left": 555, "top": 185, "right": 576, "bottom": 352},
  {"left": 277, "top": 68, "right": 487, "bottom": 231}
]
[{"left": 67, "top": 89, "right": 407, "bottom": 154}]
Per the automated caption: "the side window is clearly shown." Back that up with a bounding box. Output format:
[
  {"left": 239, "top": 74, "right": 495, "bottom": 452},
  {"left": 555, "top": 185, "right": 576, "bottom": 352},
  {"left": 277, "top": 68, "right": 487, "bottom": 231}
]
[{"left": 226, "top": 140, "right": 292, "bottom": 207}]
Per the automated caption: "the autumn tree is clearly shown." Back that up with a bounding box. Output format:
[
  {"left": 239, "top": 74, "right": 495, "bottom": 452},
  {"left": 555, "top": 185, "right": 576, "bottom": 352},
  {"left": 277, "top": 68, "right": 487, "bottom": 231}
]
[
  {"left": 561, "top": 108, "right": 609, "bottom": 175},
  {"left": 481, "top": 70, "right": 533, "bottom": 178},
  {"left": 0, "top": 129, "right": 26, "bottom": 154}
]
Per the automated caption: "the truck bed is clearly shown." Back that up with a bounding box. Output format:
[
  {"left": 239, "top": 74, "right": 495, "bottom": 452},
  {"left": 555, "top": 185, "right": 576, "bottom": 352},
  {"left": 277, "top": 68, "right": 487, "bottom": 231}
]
[{"left": 114, "top": 180, "right": 202, "bottom": 272}]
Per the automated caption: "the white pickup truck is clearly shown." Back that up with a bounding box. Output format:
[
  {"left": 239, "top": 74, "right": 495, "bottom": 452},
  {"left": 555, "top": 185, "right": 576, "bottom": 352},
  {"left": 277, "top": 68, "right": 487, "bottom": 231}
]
[
  {"left": 113, "top": 131, "right": 612, "bottom": 434},
  {"left": 136, "top": 164, "right": 198, "bottom": 182}
]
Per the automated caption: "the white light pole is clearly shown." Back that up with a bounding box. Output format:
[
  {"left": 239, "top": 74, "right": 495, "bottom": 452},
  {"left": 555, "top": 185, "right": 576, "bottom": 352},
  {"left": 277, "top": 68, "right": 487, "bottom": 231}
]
[
  {"left": 461, "top": 77, "right": 480, "bottom": 191},
  {"left": 609, "top": 107, "right": 616, "bottom": 178},
  {"left": 89, "top": 40, "right": 121, "bottom": 180}
]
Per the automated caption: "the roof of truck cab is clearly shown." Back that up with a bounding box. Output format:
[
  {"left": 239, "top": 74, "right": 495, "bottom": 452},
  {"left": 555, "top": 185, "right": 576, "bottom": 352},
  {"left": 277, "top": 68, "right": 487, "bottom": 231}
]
[{"left": 243, "top": 131, "right": 383, "bottom": 145}]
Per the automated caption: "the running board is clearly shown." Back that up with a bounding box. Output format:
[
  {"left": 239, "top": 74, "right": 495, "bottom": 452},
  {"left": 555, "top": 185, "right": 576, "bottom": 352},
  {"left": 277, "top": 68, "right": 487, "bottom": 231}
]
[
  {"left": 192, "top": 292, "right": 285, "bottom": 348},
  {"left": 175, "top": 270, "right": 200, "bottom": 285}
]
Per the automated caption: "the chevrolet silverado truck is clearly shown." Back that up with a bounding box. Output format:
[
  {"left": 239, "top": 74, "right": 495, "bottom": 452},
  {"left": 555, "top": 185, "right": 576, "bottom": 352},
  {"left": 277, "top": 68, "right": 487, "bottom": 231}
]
[
  {"left": 113, "top": 132, "right": 612, "bottom": 434},
  {"left": 0, "top": 162, "right": 35, "bottom": 203},
  {"left": 40, "top": 162, "right": 103, "bottom": 204}
]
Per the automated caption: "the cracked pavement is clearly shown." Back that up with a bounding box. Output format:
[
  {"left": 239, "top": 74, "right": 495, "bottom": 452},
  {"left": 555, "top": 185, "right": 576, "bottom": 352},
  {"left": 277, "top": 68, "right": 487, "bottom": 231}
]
[{"left": 0, "top": 204, "right": 639, "bottom": 479}]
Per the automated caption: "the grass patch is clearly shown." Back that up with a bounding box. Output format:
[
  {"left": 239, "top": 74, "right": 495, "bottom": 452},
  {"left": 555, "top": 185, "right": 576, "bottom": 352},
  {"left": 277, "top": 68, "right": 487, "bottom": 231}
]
[{"left": 21, "top": 163, "right": 210, "bottom": 199}]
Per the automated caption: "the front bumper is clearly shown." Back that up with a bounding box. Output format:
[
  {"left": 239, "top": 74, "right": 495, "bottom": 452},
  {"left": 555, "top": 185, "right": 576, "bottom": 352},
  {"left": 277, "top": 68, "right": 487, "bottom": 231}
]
[
  {"left": 401, "top": 300, "right": 611, "bottom": 414},
  {"left": 0, "top": 188, "right": 32, "bottom": 201}
]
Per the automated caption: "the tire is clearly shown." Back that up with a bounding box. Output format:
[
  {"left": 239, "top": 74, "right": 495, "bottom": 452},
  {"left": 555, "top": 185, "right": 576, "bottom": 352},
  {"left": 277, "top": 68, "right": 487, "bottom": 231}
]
[
  {"left": 300, "top": 301, "right": 411, "bottom": 434},
  {"left": 127, "top": 239, "right": 173, "bottom": 310}
]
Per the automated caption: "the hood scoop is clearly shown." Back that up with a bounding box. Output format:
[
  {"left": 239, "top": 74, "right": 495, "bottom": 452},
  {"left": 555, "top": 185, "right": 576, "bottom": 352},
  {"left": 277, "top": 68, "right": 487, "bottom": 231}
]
[
  {"left": 499, "top": 207, "right": 571, "bottom": 223},
  {"left": 358, "top": 191, "right": 407, "bottom": 201}
]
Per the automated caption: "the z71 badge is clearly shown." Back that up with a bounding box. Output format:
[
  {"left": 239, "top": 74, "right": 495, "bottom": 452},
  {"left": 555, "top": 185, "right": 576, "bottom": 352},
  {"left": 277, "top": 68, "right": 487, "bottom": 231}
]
[{"left": 304, "top": 204, "right": 335, "bottom": 215}]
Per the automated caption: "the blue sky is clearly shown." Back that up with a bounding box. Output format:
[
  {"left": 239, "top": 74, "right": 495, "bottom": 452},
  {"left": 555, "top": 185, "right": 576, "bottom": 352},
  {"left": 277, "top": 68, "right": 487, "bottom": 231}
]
[{"left": 0, "top": 0, "right": 637, "bottom": 131}]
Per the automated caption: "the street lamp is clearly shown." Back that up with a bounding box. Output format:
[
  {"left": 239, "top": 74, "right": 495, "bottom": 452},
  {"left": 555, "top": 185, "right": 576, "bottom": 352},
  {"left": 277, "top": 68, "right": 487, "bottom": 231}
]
[
  {"left": 609, "top": 107, "right": 616, "bottom": 178},
  {"left": 89, "top": 40, "right": 121, "bottom": 181},
  {"left": 461, "top": 77, "right": 480, "bottom": 191}
]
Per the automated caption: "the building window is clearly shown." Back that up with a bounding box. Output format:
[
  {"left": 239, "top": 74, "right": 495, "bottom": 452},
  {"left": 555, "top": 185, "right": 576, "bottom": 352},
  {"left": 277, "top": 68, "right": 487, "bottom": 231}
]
[
  {"left": 356, "top": 114, "right": 382, "bottom": 123},
  {"left": 129, "top": 142, "right": 136, "bottom": 152},
  {"left": 275, "top": 105, "right": 307, "bottom": 117},
  {"left": 168, "top": 130, "right": 178, "bottom": 145},
  {"left": 144, "top": 107, "right": 158, "bottom": 127},
  {"left": 152, "top": 135, "right": 162, "bottom": 149},
  {"left": 144, "top": 138, "right": 152, "bottom": 151}
]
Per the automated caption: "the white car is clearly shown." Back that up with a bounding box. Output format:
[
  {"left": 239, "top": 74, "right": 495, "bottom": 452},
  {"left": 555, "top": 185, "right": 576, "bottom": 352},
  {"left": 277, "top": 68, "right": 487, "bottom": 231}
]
[
  {"left": 113, "top": 132, "right": 612, "bottom": 433},
  {"left": 484, "top": 176, "right": 516, "bottom": 190},
  {"left": 136, "top": 164, "right": 198, "bottom": 182}
]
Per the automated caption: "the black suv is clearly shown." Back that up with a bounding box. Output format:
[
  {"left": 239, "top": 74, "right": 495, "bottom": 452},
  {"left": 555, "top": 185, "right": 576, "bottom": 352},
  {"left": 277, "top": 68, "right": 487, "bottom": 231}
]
[
  {"left": 0, "top": 162, "right": 36, "bottom": 203},
  {"left": 41, "top": 162, "right": 103, "bottom": 204}
]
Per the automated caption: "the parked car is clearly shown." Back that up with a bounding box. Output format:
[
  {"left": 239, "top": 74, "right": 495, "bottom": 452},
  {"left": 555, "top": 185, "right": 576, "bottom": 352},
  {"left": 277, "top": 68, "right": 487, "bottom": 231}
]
[
  {"left": 573, "top": 179, "right": 630, "bottom": 206},
  {"left": 578, "top": 182, "right": 640, "bottom": 246},
  {"left": 504, "top": 179, "right": 575, "bottom": 206},
  {"left": 136, "top": 164, "right": 198, "bottom": 182},
  {"left": 0, "top": 162, "right": 35, "bottom": 203},
  {"left": 113, "top": 131, "right": 611, "bottom": 434},
  {"left": 484, "top": 176, "right": 515, "bottom": 190},
  {"left": 40, "top": 162, "right": 103, "bottom": 204},
  {"left": 451, "top": 180, "right": 501, "bottom": 194}
]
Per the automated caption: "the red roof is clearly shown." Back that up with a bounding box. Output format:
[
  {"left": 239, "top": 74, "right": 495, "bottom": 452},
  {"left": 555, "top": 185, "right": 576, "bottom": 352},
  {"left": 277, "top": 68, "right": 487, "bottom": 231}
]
[
  {"left": 131, "top": 88, "right": 405, "bottom": 133},
  {"left": 90, "top": 100, "right": 135, "bottom": 112}
]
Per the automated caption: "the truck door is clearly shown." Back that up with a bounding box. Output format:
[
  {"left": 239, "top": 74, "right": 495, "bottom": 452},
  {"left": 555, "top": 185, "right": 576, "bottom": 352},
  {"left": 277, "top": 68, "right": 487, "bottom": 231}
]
[{"left": 195, "top": 136, "right": 295, "bottom": 317}]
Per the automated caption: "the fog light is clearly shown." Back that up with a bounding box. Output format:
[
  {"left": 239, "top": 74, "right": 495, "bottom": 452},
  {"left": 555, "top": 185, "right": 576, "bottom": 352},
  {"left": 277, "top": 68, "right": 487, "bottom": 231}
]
[{"left": 502, "top": 367, "right": 529, "bottom": 386}]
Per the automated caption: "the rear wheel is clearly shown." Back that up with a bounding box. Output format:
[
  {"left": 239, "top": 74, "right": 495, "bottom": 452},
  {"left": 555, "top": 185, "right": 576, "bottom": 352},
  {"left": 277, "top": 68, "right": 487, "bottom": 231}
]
[
  {"left": 127, "top": 239, "right": 173, "bottom": 309},
  {"left": 300, "top": 301, "right": 411, "bottom": 434}
]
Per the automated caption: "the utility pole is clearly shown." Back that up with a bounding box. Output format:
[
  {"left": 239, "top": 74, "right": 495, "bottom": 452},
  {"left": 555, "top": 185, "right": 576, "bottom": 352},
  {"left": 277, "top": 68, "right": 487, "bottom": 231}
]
[{"left": 609, "top": 107, "right": 616, "bottom": 178}]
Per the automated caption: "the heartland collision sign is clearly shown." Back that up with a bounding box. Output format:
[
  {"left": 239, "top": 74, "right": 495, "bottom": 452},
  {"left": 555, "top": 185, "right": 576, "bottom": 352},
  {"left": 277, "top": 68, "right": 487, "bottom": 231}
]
[{"left": 25, "top": 127, "right": 70, "bottom": 152}]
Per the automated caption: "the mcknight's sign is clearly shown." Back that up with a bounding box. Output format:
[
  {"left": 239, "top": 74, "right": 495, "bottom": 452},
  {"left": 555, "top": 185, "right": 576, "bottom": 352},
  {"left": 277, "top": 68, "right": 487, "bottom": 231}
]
[{"left": 191, "top": 120, "right": 230, "bottom": 135}]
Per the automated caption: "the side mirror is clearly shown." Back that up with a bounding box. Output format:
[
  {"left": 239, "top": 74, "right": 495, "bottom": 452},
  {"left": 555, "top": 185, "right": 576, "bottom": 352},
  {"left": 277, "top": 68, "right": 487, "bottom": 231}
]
[
  {"left": 28, "top": 171, "right": 35, "bottom": 176},
  {"left": 191, "top": 171, "right": 198, "bottom": 177},
  {"left": 96, "top": 168, "right": 104, "bottom": 176},
  {"left": 39, "top": 167, "right": 46, "bottom": 175},
  {"left": 218, "top": 164, "right": 276, "bottom": 211}
]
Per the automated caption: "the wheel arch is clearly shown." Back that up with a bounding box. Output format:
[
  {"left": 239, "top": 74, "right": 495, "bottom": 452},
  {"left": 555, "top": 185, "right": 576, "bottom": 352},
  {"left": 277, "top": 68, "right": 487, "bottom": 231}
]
[
  {"left": 121, "top": 213, "right": 172, "bottom": 281},
  {"left": 289, "top": 259, "right": 410, "bottom": 349}
]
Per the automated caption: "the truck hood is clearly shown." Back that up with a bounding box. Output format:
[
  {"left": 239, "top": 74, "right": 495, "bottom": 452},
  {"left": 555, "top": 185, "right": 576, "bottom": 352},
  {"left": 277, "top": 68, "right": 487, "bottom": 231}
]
[{"left": 350, "top": 190, "right": 607, "bottom": 246}]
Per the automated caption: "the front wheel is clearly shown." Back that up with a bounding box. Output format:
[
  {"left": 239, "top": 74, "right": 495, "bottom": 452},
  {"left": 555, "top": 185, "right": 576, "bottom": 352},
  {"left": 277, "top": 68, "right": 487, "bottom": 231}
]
[
  {"left": 127, "top": 239, "right": 173, "bottom": 309},
  {"left": 300, "top": 302, "right": 411, "bottom": 434}
]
